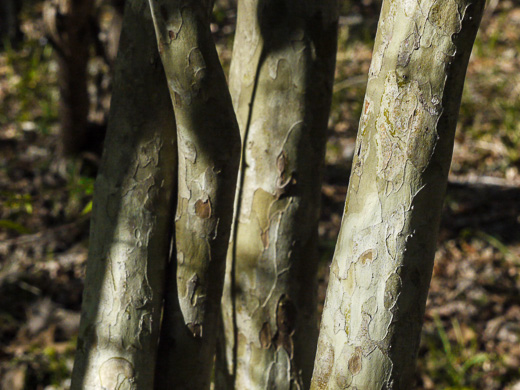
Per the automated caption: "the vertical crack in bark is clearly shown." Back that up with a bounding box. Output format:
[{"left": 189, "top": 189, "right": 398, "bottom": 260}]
[{"left": 228, "top": 47, "right": 267, "bottom": 387}]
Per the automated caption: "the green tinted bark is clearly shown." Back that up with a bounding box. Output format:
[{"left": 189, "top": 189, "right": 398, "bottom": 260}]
[
  {"left": 310, "top": 0, "right": 485, "bottom": 388},
  {"left": 148, "top": 1, "right": 241, "bottom": 388}
]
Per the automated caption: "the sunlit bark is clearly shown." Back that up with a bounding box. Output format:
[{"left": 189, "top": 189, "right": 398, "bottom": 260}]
[
  {"left": 217, "top": 1, "right": 338, "bottom": 389},
  {"left": 310, "top": 0, "right": 485, "bottom": 388},
  {"left": 148, "top": 1, "right": 241, "bottom": 388}
]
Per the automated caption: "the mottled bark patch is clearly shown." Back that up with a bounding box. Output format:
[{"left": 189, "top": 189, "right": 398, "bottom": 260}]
[
  {"left": 340, "top": 263, "right": 356, "bottom": 294},
  {"left": 186, "top": 274, "right": 201, "bottom": 306},
  {"left": 352, "top": 100, "right": 372, "bottom": 192},
  {"left": 250, "top": 188, "right": 292, "bottom": 250},
  {"left": 259, "top": 322, "right": 272, "bottom": 349},
  {"left": 261, "top": 229, "right": 270, "bottom": 249},
  {"left": 178, "top": 132, "right": 197, "bottom": 164},
  {"left": 177, "top": 250, "right": 185, "bottom": 264},
  {"left": 276, "top": 150, "right": 288, "bottom": 181},
  {"left": 369, "top": 1, "right": 397, "bottom": 78},
  {"left": 312, "top": 337, "right": 334, "bottom": 389},
  {"left": 195, "top": 199, "right": 212, "bottom": 219},
  {"left": 310, "top": 0, "right": 485, "bottom": 386},
  {"left": 360, "top": 99, "right": 372, "bottom": 136},
  {"left": 268, "top": 58, "right": 292, "bottom": 90},
  {"left": 99, "top": 357, "right": 135, "bottom": 390},
  {"left": 358, "top": 249, "right": 376, "bottom": 265},
  {"left": 397, "top": 28, "right": 420, "bottom": 67},
  {"left": 348, "top": 347, "right": 363, "bottom": 375},
  {"left": 384, "top": 272, "right": 402, "bottom": 310},
  {"left": 273, "top": 295, "right": 296, "bottom": 356},
  {"left": 402, "top": 0, "right": 418, "bottom": 17},
  {"left": 334, "top": 309, "right": 346, "bottom": 335},
  {"left": 375, "top": 72, "right": 437, "bottom": 194},
  {"left": 265, "top": 349, "right": 291, "bottom": 389},
  {"left": 275, "top": 149, "right": 297, "bottom": 198},
  {"left": 334, "top": 345, "right": 354, "bottom": 388},
  {"left": 164, "top": 6, "right": 183, "bottom": 41},
  {"left": 428, "top": 0, "right": 462, "bottom": 35},
  {"left": 187, "top": 47, "right": 207, "bottom": 92},
  {"left": 344, "top": 307, "right": 351, "bottom": 336}
]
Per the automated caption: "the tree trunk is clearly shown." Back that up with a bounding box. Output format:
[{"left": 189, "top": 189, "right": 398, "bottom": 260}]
[
  {"left": 0, "top": 0, "right": 22, "bottom": 46},
  {"left": 105, "top": 0, "right": 126, "bottom": 64},
  {"left": 147, "top": 1, "right": 241, "bottom": 388},
  {"left": 43, "top": 0, "right": 94, "bottom": 156},
  {"left": 310, "top": 0, "right": 485, "bottom": 389},
  {"left": 70, "top": 1, "right": 177, "bottom": 388},
  {"left": 217, "top": 1, "right": 338, "bottom": 389}
]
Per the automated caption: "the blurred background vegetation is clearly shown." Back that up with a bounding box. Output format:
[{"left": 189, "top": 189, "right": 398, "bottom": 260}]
[{"left": 0, "top": 0, "right": 519, "bottom": 388}]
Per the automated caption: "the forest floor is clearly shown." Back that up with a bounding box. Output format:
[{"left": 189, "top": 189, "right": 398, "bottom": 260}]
[{"left": 1, "top": 1, "right": 520, "bottom": 389}]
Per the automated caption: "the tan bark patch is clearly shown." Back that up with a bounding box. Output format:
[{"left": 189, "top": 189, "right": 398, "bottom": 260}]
[
  {"left": 384, "top": 272, "right": 403, "bottom": 310},
  {"left": 358, "top": 249, "right": 376, "bottom": 265},
  {"left": 311, "top": 338, "right": 334, "bottom": 389},
  {"left": 195, "top": 199, "right": 212, "bottom": 219},
  {"left": 347, "top": 349, "right": 362, "bottom": 375},
  {"left": 259, "top": 322, "right": 272, "bottom": 349}
]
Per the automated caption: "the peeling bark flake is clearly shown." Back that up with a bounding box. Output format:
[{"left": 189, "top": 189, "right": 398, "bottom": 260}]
[
  {"left": 195, "top": 198, "right": 212, "bottom": 219},
  {"left": 273, "top": 295, "right": 297, "bottom": 356},
  {"left": 347, "top": 348, "right": 362, "bottom": 375},
  {"left": 259, "top": 322, "right": 272, "bottom": 349}
]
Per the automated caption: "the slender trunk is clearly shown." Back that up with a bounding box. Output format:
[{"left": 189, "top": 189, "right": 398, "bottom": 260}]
[
  {"left": 310, "top": 0, "right": 485, "bottom": 388},
  {"left": 0, "top": 0, "right": 22, "bottom": 45},
  {"left": 217, "top": 1, "right": 338, "bottom": 388},
  {"left": 43, "top": 0, "right": 94, "bottom": 156},
  {"left": 147, "top": 1, "right": 241, "bottom": 388},
  {"left": 70, "top": 1, "right": 177, "bottom": 388}
]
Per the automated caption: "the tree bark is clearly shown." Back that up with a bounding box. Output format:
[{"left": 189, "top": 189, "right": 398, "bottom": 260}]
[
  {"left": 147, "top": 1, "right": 241, "bottom": 388},
  {"left": 43, "top": 0, "right": 94, "bottom": 156},
  {"left": 0, "top": 0, "right": 22, "bottom": 45},
  {"left": 217, "top": 1, "right": 338, "bottom": 389},
  {"left": 105, "top": 0, "right": 126, "bottom": 64},
  {"left": 310, "top": 0, "right": 485, "bottom": 388},
  {"left": 70, "top": 1, "right": 177, "bottom": 388}
]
